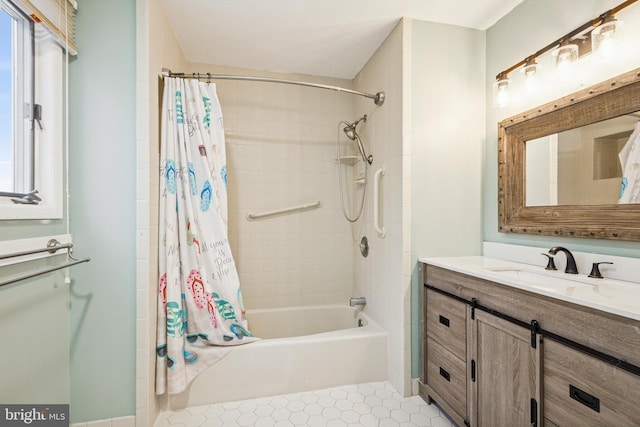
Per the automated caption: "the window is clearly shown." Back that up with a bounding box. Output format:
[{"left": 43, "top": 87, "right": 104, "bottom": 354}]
[
  {"left": 0, "top": 0, "right": 71, "bottom": 219},
  {"left": 0, "top": 1, "right": 34, "bottom": 197},
  {"left": 0, "top": 10, "right": 12, "bottom": 192}
]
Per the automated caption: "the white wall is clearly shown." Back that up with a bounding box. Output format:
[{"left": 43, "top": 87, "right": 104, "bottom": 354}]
[
  {"left": 136, "top": 0, "right": 189, "bottom": 425},
  {"left": 353, "top": 19, "right": 410, "bottom": 396},
  {"left": 410, "top": 19, "right": 485, "bottom": 378}
]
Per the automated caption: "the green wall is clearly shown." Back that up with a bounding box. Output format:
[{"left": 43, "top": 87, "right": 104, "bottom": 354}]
[
  {"left": 0, "top": 259, "right": 69, "bottom": 405},
  {"left": 410, "top": 20, "right": 485, "bottom": 378},
  {"left": 68, "top": 0, "right": 137, "bottom": 421},
  {"left": 485, "top": 0, "right": 640, "bottom": 257}
]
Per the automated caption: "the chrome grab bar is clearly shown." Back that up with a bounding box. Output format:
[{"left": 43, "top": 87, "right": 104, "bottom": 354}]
[
  {"left": 247, "top": 200, "right": 322, "bottom": 221},
  {"left": 373, "top": 166, "right": 386, "bottom": 238}
]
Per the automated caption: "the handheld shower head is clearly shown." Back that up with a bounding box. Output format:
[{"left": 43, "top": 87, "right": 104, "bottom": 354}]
[
  {"left": 342, "top": 114, "right": 367, "bottom": 140},
  {"left": 342, "top": 115, "right": 372, "bottom": 165},
  {"left": 343, "top": 126, "right": 356, "bottom": 140}
]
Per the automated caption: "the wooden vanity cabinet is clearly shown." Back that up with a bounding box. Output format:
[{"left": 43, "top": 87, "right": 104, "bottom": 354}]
[{"left": 420, "top": 262, "right": 640, "bottom": 427}]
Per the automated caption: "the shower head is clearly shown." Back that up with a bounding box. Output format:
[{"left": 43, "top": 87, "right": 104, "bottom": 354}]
[
  {"left": 342, "top": 114, "right": 367, "bottom": 140},
  {"left": 343, "top": 127, "right": 356, "bottom": 140},
  {"left": 342, "top": 115, "right": 372, "bottom": 165}
]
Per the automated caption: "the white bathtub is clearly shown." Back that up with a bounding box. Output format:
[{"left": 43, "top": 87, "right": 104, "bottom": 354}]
[{"left": 168, "top": 305, "right": 388, "bottom": 409}]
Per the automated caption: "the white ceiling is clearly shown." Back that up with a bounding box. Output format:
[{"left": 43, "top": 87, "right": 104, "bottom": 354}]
[{"left": 160, "top": 0, "right": 523, "bottom": 80}]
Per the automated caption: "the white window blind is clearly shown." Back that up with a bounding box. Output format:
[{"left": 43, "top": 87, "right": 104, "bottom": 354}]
[{"left": 11, "top": 0, "right": 77, "bottom": 54}]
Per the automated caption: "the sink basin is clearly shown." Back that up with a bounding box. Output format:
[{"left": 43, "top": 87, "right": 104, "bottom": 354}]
[{"left": 485, "top": 268, "right": 595, "bottom": 294}]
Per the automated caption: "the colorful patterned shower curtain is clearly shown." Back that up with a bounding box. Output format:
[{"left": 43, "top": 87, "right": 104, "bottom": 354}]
[{"left": 156, "top": 77, "right": 256, "bottom": 395}]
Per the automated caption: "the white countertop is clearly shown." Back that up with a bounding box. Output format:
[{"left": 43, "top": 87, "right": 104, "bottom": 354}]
[{"left": 420, "top": 256, "right": 640, "bottom": 322}]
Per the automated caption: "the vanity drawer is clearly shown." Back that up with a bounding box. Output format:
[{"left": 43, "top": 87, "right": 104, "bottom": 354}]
[
  {"left": 426, "top": 288, "right": 466, "bottom": 361},
  {"left": 426, "top": 338, "right": 466, "bottom": 418},
  {"left": 543, "top": 339, "right": 640, "bottom": 427}
]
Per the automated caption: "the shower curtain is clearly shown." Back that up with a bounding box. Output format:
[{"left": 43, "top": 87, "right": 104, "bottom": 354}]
[{"left": 156, "top": 77, "right": 256, "bottom": 395}]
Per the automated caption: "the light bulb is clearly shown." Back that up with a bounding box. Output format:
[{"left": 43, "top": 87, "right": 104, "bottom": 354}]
[
  {"left": 494, "top": 77, "right": 510, "bottom": 108},
  {"left": 551, "top": 42, "right": 578, "bottom": 81},
  {"left": 521, "top": 59, "right": 540, "bottom": 95},
  {"left": 592, "top": 19, "right": 622, "bottom": 62}
]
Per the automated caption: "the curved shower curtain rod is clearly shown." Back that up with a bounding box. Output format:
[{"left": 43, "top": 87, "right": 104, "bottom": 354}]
[{"left": 161, "top": 68, "right": 385, "bottom": 106}]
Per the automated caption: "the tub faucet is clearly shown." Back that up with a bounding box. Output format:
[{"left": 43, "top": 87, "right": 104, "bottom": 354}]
[
  {"left": 548, "top": 246, "right": 578, "bottom": 274},
  {"left": 350, "top": 297, "right": 366, "bottom": 307}
]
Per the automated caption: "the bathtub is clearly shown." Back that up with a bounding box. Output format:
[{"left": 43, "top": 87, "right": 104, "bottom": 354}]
[{"left": 168, "top": 305, "right": 388, "bottom": 409}]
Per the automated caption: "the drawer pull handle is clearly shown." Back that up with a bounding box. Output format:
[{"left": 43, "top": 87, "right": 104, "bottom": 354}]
[
  {"left": 439, "top": 367, "right": 450, "bottom": 382},
  {"left": 570, "top": 385, "right": 600, "bottom": 413},
  {"left": 439, "top": 315, "right": 450, "bottom": 327}
]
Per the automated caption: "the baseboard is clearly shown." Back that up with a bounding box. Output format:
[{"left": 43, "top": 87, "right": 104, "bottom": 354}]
[
  {"left": 70, "top": 415, "right": 135, "bottom": 427},
  {"left": 412, "top": 377, "right": 420, "bottom": 395}
]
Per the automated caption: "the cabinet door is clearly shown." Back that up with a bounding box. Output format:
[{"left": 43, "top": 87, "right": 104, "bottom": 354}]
[{"left": 470, "top": 311, "right": 541, "bottom": 427}]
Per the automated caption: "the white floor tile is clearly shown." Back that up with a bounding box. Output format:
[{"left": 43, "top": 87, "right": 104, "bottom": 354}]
[{"left": 155, "top": 382, "right": 449, "bottom": 427}]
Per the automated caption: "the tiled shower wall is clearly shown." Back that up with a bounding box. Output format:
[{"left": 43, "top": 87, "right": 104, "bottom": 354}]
[
  {"left": 188, "top": 63, "right": 357, "bottom": 310},
  {"left": 353, "top": 20, "right": 411, "bottom": 396},
  {"left": 137, "top": 1, "right": 189, "bottom": 425}
]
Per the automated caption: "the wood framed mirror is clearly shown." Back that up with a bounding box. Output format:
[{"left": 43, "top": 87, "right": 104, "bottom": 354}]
[{"left": 498, "top": 67, "right": 640, "bottom": 241}]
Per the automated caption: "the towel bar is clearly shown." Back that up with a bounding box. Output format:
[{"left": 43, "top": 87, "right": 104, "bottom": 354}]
[{"left": 0, "top": 238, "right": 90, "bottom": 287}]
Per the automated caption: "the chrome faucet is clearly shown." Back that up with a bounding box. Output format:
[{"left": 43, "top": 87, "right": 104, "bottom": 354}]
[{"left": 548, "top": 246, "right": 578, "bottom": 274}]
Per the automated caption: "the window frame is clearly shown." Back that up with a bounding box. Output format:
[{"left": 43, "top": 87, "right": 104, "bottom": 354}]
[
  {"left": 0, "top": 0, "right": 64, "bottom": 220},
  {"left": 1, "top": 0, "right": 33, "bottom": 194}
]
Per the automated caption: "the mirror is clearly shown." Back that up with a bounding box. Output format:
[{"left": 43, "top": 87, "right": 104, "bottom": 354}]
[
  {"left": 498, "top": 67, "right": 640, "bottom": 241},
  {"left": 525, "top": 113, "right": 638, "bottom": 207}
]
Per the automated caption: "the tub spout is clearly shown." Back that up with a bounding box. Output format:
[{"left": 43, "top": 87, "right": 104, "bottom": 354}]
[{"left": 350, "top": 297, "right": 366, "bottom": 306}]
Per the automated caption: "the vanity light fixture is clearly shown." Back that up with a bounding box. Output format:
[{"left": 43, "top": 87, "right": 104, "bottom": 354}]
[{"left": 493, "top": 0, "right": 637, "bottom": 108}]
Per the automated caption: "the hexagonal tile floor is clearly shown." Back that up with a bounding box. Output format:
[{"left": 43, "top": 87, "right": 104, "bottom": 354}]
[{"left": 155, "top": 381, "right": 456, "bottom": 427}]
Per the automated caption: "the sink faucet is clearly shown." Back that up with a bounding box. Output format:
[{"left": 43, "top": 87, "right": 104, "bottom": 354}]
[{"left": 548, "top": 246, "right": 578, "bottom": 274}]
